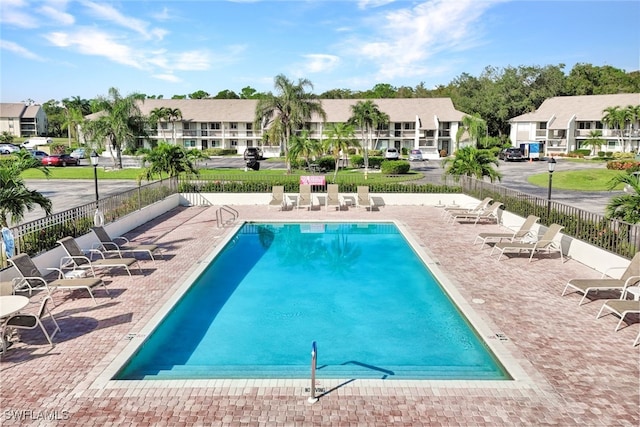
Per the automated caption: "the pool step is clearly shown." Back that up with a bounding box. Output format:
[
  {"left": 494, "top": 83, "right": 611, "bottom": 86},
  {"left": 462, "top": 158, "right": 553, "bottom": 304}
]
[{"left": 122, "top": 364, "right": 506, "bottom": 381}]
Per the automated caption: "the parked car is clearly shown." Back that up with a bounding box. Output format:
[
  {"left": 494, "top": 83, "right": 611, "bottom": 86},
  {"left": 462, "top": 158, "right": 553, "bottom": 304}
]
[
  {"left": 498, "top": 148, "right": 524, "bottom": 161},
  {"left": 70, "top": 148, "right": 87, "bottom": 160},
  {"left": 384, "top": 147, "right": 399, "bottom": 160},
  {"left": 243, "top": 147, "right": 263, "bottom": 160},
  {"left": 41, "top": 154, "right": 79, "bottom": 167},
  {"left": 0, "top": 143, "right": 20, "bottom": 154},
  {"left": 28, "top": 150, "right": 48, "bottom": 160},
  {"left": 409, "top": 149, "right": 425, "bottom": 161},
  {"left": 22, "top": 138, "right": 53, "bottom": 149}
]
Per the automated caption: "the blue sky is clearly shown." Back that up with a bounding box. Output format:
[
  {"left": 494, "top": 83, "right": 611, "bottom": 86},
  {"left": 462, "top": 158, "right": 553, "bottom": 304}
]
[{"left": 1, "top": 0, "right": 639, "bottom": 103}]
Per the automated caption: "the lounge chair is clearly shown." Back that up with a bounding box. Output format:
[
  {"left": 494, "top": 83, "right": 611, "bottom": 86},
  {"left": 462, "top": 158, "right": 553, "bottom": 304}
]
[
  {"left": 297, "top": 184, "right": 313, "bottom": 210},
  {"left": 490, "top": 223, "right": 564, "bottom": 262},
  {"left": 473, "top": 215, "right": 540, "bottom": 248},
  {"left": 562, "top": 252, "right": 640, "bottom": 305},
  {"left": 449, "top": 202, "right": 503, "bottom": 225},
  {"left": 325, "top": 184, "right": 343, "bottom": 211},
  {"left": 596, "top": 299, "right": 640, "bottom": 331},
  {"left": 92, "top": 226, "right": 163, "bottom": 263},
  {"left": 268, "top": 186, "right": 289, "bottom": 211},
  {"left": 357, "top": 186, "right": 372, "bottom": 211},
  {"left": 1, "top": 295, "right": 60, "bottom": 353},
  {"left": 57, "top": 236, "right": 141, "bottom": 277},
  {"left": 442, "top": 197, "right": 492, "bottom": 219},
  {"left": 8, "top": 253, "right": 109, "bottom": 305}
]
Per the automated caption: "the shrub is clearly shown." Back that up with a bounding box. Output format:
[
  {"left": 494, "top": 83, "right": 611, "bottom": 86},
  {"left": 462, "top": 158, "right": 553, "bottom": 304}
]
[
  {"left": 597, "top": 151, "right": 606, "bottom": 158},
  {"left": 606, "top": 160, "right": 640, "bottom": 170},
  {"left": 350, "top": 155, "right": 364, "bottom": 167},
  {"left": 380, "top": 160, "right": 411, "bottom": 174},
  {"left": 368, "top": 156, "right": 384, "bottom": 169},
  {"left": 572, "top": 149, "right": 591, "bottom": 157},
  {"left": 316, "top": 156, "right": 335, "bottom": 171},
  {"left": 439, "top": 149, "right": 448, "bottom": 157},
  {"left": 205, "top": 148, "right": 237, "bottom": 156}
]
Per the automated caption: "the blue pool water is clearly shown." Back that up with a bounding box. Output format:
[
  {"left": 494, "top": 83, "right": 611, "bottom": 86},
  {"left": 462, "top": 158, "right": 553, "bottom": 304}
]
[{"left": 116, "top": 222, "right": 509, "bottom": 380}]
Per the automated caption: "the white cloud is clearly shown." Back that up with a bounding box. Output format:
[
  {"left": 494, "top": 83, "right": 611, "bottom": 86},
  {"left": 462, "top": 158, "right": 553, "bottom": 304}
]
[
  {"left": 0, "top": 0, "right": 41, "bottom": 28},
  {"left": 80, "top": 0, "right": 166, "bottom": 41},
  {"left": 346, "top": 0, "right": 501, "bottom": 81},
  {"left": 45, "top": 28, "right": 145, "bottom": 69},
  {"left": 38, "top": 1, "right": 75, "bottom": 26},
  {"left": 0, "top": 40, "right": 43, "bottom": 61},
  {"left": 301, "top": 54, "right": 340, "bottom": 73},
  {"left": 152, "top": 7, "right": 171, "bottom": 22},
  {"left": 152, "top": 73, "right": 182, "bottom": 83},
  {"left": 357, "top": 0, "right": 396, "bottom": 9}
]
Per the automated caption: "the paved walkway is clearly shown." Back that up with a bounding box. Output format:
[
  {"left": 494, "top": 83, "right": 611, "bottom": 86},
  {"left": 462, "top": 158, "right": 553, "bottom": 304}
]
[{"left": 1, "top": 204, "right": 638, "bottom": 426}]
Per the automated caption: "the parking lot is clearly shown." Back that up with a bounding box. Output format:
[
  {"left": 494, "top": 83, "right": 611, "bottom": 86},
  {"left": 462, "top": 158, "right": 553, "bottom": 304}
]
[{"left": 20, "top": 156, "right": 614, "bottom": 224}]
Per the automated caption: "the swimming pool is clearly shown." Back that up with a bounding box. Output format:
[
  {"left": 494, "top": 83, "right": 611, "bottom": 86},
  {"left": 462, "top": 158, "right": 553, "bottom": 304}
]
[{"left": 115, "top": 222, "right": 510, "bottom": 381}]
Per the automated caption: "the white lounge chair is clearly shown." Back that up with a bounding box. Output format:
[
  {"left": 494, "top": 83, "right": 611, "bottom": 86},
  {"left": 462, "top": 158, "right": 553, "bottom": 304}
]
[
  {"left": 596, "top": 299, "right": 640, "bottom": 331},
  {"left": 357, "top": 186, "right": 372, "bottom": 211},
  {"left": 92, "top": 226, "right": 163, "bottom": 263},
  {"left": 449, "top": 202, "right": 503, "bottom": 225},
  {"left": 442, "top": 197, "right": 492, "bottom": 219},
  {"left": 297, "top": 184, "right": 313, "bottom": 210},
  {"left": 473, "top": 215, "right": 540, "bottom": 248},
  {"left": 57, "top": 236, "right": 142, "bottom": 277},
  {"left": 325, "top": 184, "right": 343, "bottom": 211},
  {"left": 1, "top": 295, "right": 60, "bottom": 353},
  {"left": 268, "top": 186, "right": 289, "bottom": 211},
  {"left": 562, "top": 252, "right": 640, "bottom": 305},
  {"left": 490, "top": 223, "right": 564, "bottom": 262}
]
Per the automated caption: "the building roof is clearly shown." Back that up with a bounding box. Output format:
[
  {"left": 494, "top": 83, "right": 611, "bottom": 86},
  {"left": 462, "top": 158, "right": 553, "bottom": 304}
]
[
  {"left": 23, "top": 105, "right": 42, "bottom": 118},
  {"left": 87, "top": 98, "right": 466, "bottom": 130},
  {"left": 510, "top": 93, "right": 640, "bottom": 130},
  {"left": 0, "top": 103, "right": 27, "bottom": 118}
]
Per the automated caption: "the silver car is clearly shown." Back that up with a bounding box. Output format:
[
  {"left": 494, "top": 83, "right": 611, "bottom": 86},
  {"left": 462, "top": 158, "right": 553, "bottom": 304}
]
[{"left": 409, "top": 149, "right": 424, "bottom": 161}]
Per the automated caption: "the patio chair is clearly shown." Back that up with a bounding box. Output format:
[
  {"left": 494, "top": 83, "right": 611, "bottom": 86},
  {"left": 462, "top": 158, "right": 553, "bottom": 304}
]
[
  {"left": 473, "top": 215, "right": 540, "bottom": 248},
  {"left": 449, "top": 202, "right": 503, "bottom": 225},
  {"left": 325, "top": 184, "right": 343, "bottom": 211},
  {"left": 91, "top": 226, "right": 163, "bottom": 263},
  {"left": 1, "top": 295, "right": 60, "bottom": 353},
  {"left": 596, "top": 299, "right": 640, "bottom": 331},
  {"left": 8, "top": 253, "right": 109, "bottom": 305},
  {"left": 357, "top": 186, "right": 372, "bottom": 211},
  {"left": 57, "top": 236, "right": 141, "bottom": 277},
  {"left": 490, "top": 223, "right": 564, "bottom": 262},
  {"left": 297, "top": 184, "right": 313, "bottom": 210},
  {"left": 562, "top": 252, "right": 640, "bottom": 305},
  {"left": 268, "top": 186, "right": 289, "bottom": 211},
  {"left": 442, "top": 197, "right": 492, "bottom": 219}
]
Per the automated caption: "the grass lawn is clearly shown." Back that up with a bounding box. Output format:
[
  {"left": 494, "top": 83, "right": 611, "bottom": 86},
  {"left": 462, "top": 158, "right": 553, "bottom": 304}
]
[
  {"left": 21, "top": 166, "right": 423, "bottom": 184},
  {"left": 527, "top": 169, "right": 625, "bottom": 191}
]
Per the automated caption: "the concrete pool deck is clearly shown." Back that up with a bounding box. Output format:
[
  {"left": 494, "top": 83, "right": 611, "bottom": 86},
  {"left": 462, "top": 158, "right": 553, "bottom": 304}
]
[{"left": 1, "top": 204, "right": 638, "bottom": 426}]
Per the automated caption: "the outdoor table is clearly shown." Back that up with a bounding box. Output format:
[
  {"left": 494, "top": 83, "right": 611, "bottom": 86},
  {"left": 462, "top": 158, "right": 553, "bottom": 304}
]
[{"left": 0, "top": 295, "right": 30, "bottom": 352}]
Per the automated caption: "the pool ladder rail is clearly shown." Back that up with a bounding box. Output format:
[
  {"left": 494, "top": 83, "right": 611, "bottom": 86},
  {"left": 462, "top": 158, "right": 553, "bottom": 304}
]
[
  {"left": 308, "top": 341, "right": 318, "bottom": 404},
  {"left": 216, "top": 205, "right": 239, "bottom": 228}
]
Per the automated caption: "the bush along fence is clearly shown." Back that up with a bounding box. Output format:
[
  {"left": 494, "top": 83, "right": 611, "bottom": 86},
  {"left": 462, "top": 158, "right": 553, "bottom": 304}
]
[
  {"left": 458, "top": 175, "right": 639, "bottom": 259},
  {"left": 0, "top": 178, "right": 178, "bottom": 268}
]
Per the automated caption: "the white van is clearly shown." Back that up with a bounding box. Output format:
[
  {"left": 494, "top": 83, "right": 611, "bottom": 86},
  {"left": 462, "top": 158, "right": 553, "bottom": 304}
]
[{"left": 22, "top": 137, "right": 53, "bottom": 149}]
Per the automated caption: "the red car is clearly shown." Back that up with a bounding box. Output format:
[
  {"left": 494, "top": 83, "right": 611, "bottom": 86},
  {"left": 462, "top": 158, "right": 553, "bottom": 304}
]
[{"left": 41, "top": 154, "right": 80, "bottom": 167}]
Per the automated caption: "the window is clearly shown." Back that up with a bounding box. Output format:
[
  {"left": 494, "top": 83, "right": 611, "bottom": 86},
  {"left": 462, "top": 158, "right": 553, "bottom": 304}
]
[
  {"left": 595, "top": 121, "right": 603, "bottom": 129},
  {"left": 184, "top": 140, "right": 196, "bottom": 148},
  {"left": 538, "top": 122, "right": 547, "bottom": 130},
  {"left": 404, "top": 123, "right": 414, "bottom": 130},
  {"left": 230, "top": 122, "right": 238, "bottom": 129},
  {"left": 160, "top": 122, "right": 168, "bottom": 129},
  {"left": 394, "top": 123, "right": 402, "bottom": 130},
  {"left": 230, "top": 139, "right": 238, "bottom": 146},
  {"left": 578, "top": 122, "right": 591, "bottom": 130},
  {"left": 246, "top": 123, "right": 252, "bottom": 130},
  {"left": 210, "top": 122, "right": 220, "bottom": 130}
]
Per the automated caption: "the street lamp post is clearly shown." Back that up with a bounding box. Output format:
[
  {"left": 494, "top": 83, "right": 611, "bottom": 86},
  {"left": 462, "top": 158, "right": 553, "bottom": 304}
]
[
  {"left": 90, "top": 151, "right": 99, "bottom": 205},
  {"left": 547, "top": 157, "right": 556, "bottom": 218}
]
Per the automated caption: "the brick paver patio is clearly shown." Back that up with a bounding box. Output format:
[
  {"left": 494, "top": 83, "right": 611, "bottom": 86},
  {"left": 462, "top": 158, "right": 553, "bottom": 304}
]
[{"left": 1, "top": 204, "right": 638, "bottom": 426}]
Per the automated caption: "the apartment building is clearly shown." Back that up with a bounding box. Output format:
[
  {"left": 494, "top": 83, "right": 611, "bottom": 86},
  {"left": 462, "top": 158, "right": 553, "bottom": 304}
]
[
  {"left": 127, "top": 98, "right": 467, "bottom": 159},
  {"left": 509, "top": 93, "right": 640, "bottom": 156},
  {"left": 0, "top": 103, "right": 48, "bottom": 139}
]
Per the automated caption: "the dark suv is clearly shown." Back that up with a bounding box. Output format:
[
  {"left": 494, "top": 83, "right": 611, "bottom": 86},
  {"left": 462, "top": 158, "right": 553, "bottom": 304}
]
[
  {"left": 243, "top": 147, "right": 262, "bottom": 170},
  {"left": 498, "top": 148, "right": 524, "bottom": 161}
]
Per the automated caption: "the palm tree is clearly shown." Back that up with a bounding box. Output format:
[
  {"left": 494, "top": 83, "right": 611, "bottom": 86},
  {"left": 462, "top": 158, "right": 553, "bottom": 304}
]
[
  {"left": 441, "top": 146, "right": 502, "bottom": 182},
  {"left": 165, "top": 108, "right": 183, "bottom": 145},
  {"left": 0, "top": 152, "right": 52, "bottom": 227},
  {"left": 82, "top": 87, "right": 145, "bottom": 168},
  {"left": 140, "top": 142, "right": 198, "bottom": 183},
  {"left": 288, "top": 130, "right": 321, "bottom": 169},
  {"left": 624, "top": 104, "right": 640, "bottom": 153},
  {"left": 602, "top": 106, "right": 625, "bottom": 150},
  {"left": 323, "top": 123, "right": 358, "bottom": 180},
  {"left": 455, "top": 115, "right": 488, "bottom": 152},
  {"left": 605, "top": 172, "right": 640, "bottom": 223},
  {"left": 348, "top": 100, "right": 389, "bottom": 179},
  {"left": 583, "top": 130, "right": 605, "bottom": 156},
  {"left": 254, "top": 74, "right": 326, "bottom": 173}
]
